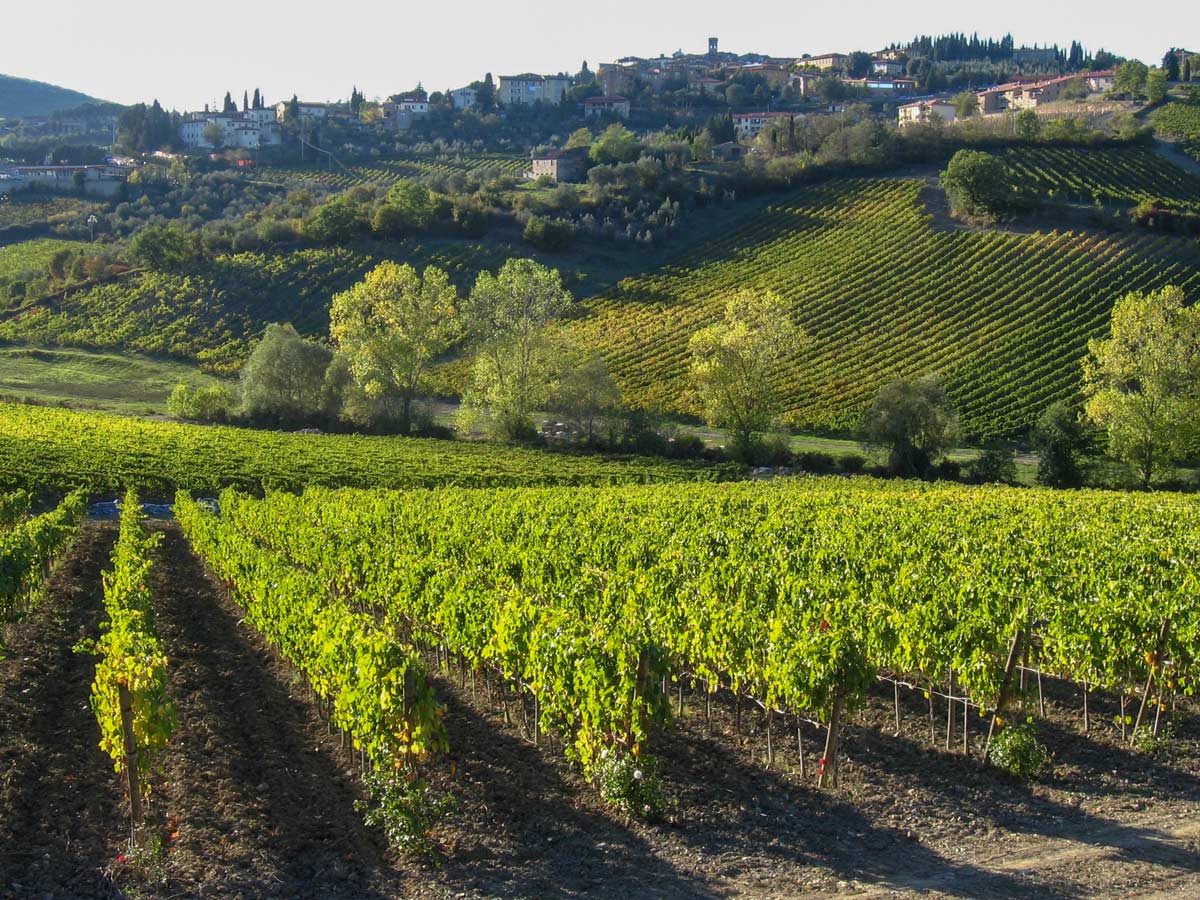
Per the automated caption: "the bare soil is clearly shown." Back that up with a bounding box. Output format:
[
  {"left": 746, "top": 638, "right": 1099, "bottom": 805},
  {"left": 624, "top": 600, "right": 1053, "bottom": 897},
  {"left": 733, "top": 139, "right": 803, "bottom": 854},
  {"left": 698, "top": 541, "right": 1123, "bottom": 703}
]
[
  {"left": 0, "top": 522, "right": 125, "bottom": 898},
  {"left": 2, "top": 523, "right": 1197, "bottom": 899}
]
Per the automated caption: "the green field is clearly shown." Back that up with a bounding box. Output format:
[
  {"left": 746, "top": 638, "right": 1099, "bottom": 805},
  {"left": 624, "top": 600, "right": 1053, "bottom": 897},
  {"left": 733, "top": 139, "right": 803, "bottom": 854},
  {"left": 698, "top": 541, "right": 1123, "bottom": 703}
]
[
  {"left": 0, "top": 345, "right": 223, "bottom": 413},
  {"left": 570, "top": 177, "right": 1200, "bottom": 439},
  {"left": 0, "top": 401, "right": 735, "bottom": 497}
]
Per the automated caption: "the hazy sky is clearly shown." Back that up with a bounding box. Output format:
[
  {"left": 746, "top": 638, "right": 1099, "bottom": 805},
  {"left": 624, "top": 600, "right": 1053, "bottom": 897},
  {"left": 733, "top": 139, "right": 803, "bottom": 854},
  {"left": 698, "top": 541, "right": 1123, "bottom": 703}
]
[{"left": 2, "top": 0, "right": 1190, "bottom": 111}]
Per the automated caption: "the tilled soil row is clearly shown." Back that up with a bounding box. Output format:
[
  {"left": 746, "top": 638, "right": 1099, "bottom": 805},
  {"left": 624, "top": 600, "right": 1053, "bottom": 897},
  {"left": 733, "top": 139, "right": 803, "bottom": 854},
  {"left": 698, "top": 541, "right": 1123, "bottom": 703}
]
[
  {"left": 146, "top": 524, "right": 410, "bottom": 899},
  {"left": 0, "top": 523, "right": 125, "bottom": 899}
]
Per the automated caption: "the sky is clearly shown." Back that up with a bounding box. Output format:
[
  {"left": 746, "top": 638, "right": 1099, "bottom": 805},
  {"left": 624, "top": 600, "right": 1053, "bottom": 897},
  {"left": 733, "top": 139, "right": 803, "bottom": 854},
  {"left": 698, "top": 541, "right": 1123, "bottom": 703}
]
[{"left": 1, "top": 0, "right": 1191, "bottom": 111}]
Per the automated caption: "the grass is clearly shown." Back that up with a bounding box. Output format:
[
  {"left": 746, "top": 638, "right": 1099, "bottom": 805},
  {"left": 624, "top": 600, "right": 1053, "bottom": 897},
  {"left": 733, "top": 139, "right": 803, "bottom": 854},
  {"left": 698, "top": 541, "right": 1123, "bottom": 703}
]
[{"left": 0, "top": 345, "right": 225, "bottom": 414}]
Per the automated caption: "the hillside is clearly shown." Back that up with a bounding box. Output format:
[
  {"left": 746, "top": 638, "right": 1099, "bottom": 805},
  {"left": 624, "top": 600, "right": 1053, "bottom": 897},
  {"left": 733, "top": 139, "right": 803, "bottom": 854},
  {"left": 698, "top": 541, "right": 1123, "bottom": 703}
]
[
  {"left": 0, "top": 73, "right": 100, "bottom": 119},
  {"left": 571, "top": 176, "right": 1200, "bottom": 439},
  {"left": 3, "top": 146, "right": 1200, "bottom": 438}
]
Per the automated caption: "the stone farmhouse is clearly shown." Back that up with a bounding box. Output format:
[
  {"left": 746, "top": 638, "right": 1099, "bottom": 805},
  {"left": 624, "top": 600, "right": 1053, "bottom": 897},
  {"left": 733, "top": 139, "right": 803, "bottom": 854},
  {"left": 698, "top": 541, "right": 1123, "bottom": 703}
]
[
  {"left": 274, "top": 101, "right": 330, "bottom": 124},
  {"left": 799, "top": 53, "right": 848, "bottom": 71},
  {"left": 583, "top": 96, "right": 631, "bottom": 119},
  {"left": 529, "top": 147, "right": 589, "bottom": 182}
]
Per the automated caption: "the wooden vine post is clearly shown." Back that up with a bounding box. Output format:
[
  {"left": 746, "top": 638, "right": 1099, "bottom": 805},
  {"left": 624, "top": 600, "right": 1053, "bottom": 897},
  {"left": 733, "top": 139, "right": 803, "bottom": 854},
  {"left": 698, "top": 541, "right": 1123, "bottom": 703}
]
[
  {"left": 117, "top": 683, "right": 142, "bottom": 827},
  {"left": 983, "top": 626, "right": 1025, "bottom": 764},
  {"left": 1131, "top": 618, "right": 1171, "bottom": 744},
  {"left": 817, "top": 690, "right": 844, "bottom": 789}
]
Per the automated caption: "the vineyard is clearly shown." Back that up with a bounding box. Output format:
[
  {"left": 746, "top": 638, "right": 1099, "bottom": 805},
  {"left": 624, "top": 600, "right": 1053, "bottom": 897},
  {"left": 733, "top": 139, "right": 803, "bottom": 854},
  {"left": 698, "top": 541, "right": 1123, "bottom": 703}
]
[
  {"left": 998, "top": 145, "right": 1200, "bottom": 210},
  {"left": 0, "top": 241, "right": 523, "bottom": 374},
  {"left": 2, "top": 476, "right": 1198, "bottom": 895},
  {"left": 254, "top": 154, "right": 527, "bottom": 190},
  {"left": 0, "top": 195, "right": 103, "bottom": 231},
  {"left": 190, "top": 479, "right": 1197, "bottom": 790},
  {"left": 0, "top": 401, "right": 731, "bottom": 496},
  {"left": 569, "top": 177, "right": 1200, "bottom": 438},
  {"left": 0, "top": 487, "right": 85, "bottom": 639},
  {"left": 0, "top": 238, "right": 86, "bottom": 280},
  {"left": 1155, "top": 102, "right": 1200, "bottom": 163}
]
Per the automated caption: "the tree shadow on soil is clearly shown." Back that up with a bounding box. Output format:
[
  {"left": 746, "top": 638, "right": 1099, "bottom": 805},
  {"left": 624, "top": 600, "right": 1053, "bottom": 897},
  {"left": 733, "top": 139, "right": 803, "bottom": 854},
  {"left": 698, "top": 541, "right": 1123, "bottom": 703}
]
[
  {"left": 430, "top": 682, "right": 722, "bottom": 900},
  {"left": 0, "top": 523, "right": 124, "bottom": 899},
  {"left": 154, "top": 525, "right": 401, "bottom": 899},
  {"left": 657, "top": 723, "right": 1079, "bottom": 900}
]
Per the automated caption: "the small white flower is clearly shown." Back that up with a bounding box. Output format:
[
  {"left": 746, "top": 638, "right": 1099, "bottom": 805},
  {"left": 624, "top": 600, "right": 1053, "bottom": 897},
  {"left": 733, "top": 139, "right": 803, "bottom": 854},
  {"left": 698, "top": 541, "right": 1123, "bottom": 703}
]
[{"left": 633, "top": 769, "right": 643, "bottom": 781}]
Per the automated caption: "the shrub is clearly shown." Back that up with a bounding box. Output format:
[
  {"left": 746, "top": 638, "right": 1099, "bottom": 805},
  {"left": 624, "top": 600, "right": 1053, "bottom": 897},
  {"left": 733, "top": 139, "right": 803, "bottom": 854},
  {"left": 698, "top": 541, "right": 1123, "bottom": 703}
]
[
  {"left": 167, "top": 382, "right": 234, "bottom": 422},
  {"left": 969, "top": 446, "right": 1017, "bottom": 484},
  {"left": 523, "top": 215, "right": 575, "bottom": 251},
  {"left": 839, "top": 453, "right": 867, "bottom": 474},
  {"left": 797, "top": 451, "right": 837, "bottom": 474},
  {"left": 595, "top": 750, "right": 667, "bottom": 820},
  {"left": 355, "top": 768, "right": 454, "bottom": 860},
  {"left": 989, "top": 721, "right": 1050, "bottom": 778}
]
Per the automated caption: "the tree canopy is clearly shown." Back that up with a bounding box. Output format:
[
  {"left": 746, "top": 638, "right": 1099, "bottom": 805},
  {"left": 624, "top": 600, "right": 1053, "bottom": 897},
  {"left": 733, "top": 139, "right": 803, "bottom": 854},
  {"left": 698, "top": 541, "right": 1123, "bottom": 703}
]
[
  {"left": 460, "top": 259, "right": 574, "bottom": 439},
  {"left": 688, "top": 289, "right": 808, "bottom": 461},
  {"left": 861, "top": 374, "right": 959, "bottom": 477},
  {"left": 240, "top": 323, "right": 332, "bottom": 423},
  {"left": 1083, "top": 285, "right": 1200, "bottom": 489},
  {"left": 329, "top": 262, "right": 462, "bottom": 433}
]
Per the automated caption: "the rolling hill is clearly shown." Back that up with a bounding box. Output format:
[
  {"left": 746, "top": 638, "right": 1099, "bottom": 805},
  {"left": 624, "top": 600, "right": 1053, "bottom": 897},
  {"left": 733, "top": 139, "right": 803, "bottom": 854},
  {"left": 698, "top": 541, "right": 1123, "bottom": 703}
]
[
  {"left": 3, "top": 145, "right": 1200, "bottom": 439},
  {"left": 0, "top": 73, "right": 100, "bottom": 119}
]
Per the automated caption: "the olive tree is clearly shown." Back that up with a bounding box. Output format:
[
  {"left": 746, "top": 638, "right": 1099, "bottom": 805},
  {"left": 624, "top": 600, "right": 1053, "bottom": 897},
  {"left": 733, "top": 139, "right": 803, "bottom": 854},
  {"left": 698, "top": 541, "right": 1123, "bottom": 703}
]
[{"left": 861, "top": 374, "right": 959, "bottom": 477}]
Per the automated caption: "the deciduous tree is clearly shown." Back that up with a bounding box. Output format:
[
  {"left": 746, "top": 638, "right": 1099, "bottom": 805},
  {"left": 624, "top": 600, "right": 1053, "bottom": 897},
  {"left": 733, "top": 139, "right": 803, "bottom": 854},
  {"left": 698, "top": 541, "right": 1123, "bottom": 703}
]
[
  {"left": 688, "top": 289, "right": 808, "bottom": 461},
  {"left": 240, "top": 323, "right": 332, "bottom": 423},
  {"left": 329, "top": 262, "right": 462, "bottom": 433},
  {"left": 861, "top": 374, "right": 959, "bottom": 477},
  {"left": 460, "top": 259, "right": 573, "bottom": 440},
  {"left": 1082, "top": 285, "right": 1200, "bottom": 489}
]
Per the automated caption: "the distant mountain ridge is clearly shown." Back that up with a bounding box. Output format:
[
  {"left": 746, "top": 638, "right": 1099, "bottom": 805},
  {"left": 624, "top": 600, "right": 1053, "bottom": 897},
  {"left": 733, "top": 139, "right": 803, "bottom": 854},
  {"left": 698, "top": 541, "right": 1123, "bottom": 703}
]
[{"left": 0, "top": 74, "right": 102, "bottom": 119}]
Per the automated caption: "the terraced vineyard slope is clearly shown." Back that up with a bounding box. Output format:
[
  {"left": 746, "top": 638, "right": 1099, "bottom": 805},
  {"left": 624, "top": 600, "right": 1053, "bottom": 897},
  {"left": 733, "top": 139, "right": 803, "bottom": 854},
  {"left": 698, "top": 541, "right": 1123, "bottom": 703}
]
[
  {"left": 998, "top": 145, "right": 1200, "bottom": 210},
  {"left": 570, "top": 177, "right": 1200, "bottom": 438}
]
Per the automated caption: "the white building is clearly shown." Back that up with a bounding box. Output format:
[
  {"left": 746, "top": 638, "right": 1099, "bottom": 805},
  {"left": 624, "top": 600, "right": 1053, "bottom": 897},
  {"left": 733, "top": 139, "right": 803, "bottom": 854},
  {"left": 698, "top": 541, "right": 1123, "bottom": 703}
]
[
  {"left": 450, "top": 86, "right": 477, "bottom": 110},
  {"left": 497, "top": 74, "right": 570, "bottom": 106},
  {"left": 178, "top": 114, "right": 282, "bottom": 149},
  {"left": 897, "top": 99, "right": 957, "bottom": 129},
  {"left": 731, "top": 111, "right": 795, "bottom": 140},
  {"left": 872, "top": 59, "right": 906, "bottom": 76}
]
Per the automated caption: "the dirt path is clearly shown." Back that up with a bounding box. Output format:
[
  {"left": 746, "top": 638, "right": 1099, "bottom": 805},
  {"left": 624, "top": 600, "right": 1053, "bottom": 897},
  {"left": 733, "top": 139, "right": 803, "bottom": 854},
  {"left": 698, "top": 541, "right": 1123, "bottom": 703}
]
[
  {"left": 1154, "top": 138, "right": 1200, "bottom": 178},
  {"left": 0, "top": 523, "right": 125, "bottom": 898},
  {"left": 148, "top": 524, "right": 411, "bottom": 898}
]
